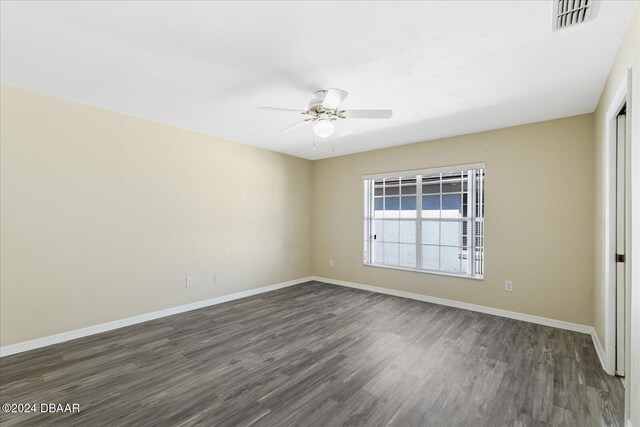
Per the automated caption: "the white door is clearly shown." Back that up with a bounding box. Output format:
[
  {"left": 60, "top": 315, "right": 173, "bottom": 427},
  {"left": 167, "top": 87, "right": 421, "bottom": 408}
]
[{"left": 615, "top": 110, "right": 626, "bottom": 377}]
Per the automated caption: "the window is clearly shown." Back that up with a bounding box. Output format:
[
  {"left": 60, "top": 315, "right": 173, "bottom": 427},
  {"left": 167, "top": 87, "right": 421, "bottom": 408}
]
[{"left": 363, "top": 163, "right": 484, "bottom": 279}]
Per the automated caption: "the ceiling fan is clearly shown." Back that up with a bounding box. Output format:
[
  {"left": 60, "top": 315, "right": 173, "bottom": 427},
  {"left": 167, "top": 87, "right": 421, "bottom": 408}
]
[{"left": 258, "top": 88, "right": 392, "bottom": 138}]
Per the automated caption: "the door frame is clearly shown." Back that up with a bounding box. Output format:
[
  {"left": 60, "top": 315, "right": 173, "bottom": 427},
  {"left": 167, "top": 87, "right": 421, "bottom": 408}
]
[{"left": 604, "top": 70, "right": 632, "bottom": 378}]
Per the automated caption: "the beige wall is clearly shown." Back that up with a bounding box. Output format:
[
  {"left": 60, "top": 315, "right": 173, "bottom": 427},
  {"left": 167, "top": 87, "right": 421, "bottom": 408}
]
[
  {"left": 312, "top": 114, "right": 595, "bottom": 326},
  {"left": 0, "top": 86, "right": 312, "bottom": 347},
  {"left": 593, "top": 5, "right": 639, "bottom": 424}
]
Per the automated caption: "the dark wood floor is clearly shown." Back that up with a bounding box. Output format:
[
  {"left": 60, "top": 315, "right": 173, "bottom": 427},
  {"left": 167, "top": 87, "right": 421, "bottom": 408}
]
[{"left": 0, "top": 281, "right": 624, "bottom": 426}]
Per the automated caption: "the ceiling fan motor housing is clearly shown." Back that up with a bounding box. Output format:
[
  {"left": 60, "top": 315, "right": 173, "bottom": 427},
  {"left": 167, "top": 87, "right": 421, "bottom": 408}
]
[
  {"left": 308, "top": 90, "right": 341, "bottom": 120},
  {"left": 309, "top": 90, "right": 328, "bottom": 113}
]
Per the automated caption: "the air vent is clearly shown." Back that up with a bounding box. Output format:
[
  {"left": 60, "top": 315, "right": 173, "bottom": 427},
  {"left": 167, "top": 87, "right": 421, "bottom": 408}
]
[{"left": 553, "top": 0, "right": 597, "bottom": 31}]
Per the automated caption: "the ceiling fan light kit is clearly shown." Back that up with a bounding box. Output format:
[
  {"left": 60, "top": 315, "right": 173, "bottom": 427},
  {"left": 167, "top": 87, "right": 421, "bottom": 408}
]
[
  {"left": 313, "top": 120, "right": 335, "bottom": 138},
  {"left": 258, "top": 88, "right": 393, "bottom": 141}
]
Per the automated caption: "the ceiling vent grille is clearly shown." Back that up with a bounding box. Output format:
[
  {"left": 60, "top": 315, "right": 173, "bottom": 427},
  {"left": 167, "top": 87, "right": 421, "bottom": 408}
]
[{"left": 553, "top": 0, "right": 597, "bottom": 30}]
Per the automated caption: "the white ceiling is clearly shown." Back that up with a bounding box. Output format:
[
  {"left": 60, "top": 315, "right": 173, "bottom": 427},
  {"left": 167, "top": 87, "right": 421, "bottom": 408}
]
[{"left": 1, "top": 1, "right": 636, "bottom": 160}]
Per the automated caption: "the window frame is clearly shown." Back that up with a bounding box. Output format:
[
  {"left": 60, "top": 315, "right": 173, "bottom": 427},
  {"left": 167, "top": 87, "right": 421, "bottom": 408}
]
[{"left": 363, "top": 163, "right": 485, "bottom": 280}]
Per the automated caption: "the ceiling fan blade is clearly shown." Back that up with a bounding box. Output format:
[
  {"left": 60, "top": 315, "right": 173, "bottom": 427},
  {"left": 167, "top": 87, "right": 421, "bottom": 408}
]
[
  {"left": 279, "top": 119, "right": 310, "bottom": 133},
  {"left": 322, "top": 88, "right": 349, "bottom": 110},
  {"left": 342, "top": 109, "right": 393, "bottom": 119},
  {"left": 258, "top": 107, "right": 306, "bottom": 114},
  {"left": 336, "top": 127, "right": 353, "bottom": 137}
]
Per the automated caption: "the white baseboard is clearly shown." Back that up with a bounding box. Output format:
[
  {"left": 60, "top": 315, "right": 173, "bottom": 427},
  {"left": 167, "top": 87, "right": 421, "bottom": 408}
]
[
  {"left": 311, "top": 276, "right": 609, "bottom": 372},
  {"left": 3, "top": 275, "right": 611, "bottom": 376},
  {"left": 0, "top": 276, "right": 312, "bottom": 358},
  {"left": 590, "top": 328, "right": 611, "bottom": 375}
]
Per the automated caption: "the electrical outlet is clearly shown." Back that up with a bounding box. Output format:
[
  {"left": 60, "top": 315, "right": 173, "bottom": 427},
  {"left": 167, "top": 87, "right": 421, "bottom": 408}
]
[
  {"left": 214, "top": 273, "right": 220, "bottom": 282},
  {"left": 329, "top": 259, "right": 334, "bottom": 268},
  {"left": 504, "top": 281, "right": 513, "bottom": 292},
  {"left": 186, "top": 276, "right": 194, "bottom": 288}
]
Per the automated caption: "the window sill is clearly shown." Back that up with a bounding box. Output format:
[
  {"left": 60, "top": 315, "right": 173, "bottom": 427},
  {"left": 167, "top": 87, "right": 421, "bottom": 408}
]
[{"left": 363, "top": 262, "right": 484, "bottom": 281}]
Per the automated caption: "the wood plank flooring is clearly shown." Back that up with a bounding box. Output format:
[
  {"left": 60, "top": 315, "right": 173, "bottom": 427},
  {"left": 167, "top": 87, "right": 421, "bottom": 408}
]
[{"left": 0, "top": 281, "right": 624, "bottom": 426}]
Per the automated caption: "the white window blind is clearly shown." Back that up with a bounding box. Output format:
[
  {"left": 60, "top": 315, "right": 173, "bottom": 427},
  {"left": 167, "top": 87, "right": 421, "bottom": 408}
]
[{"left": 363, "top": 164, "right": 485, "bottom": 278}]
